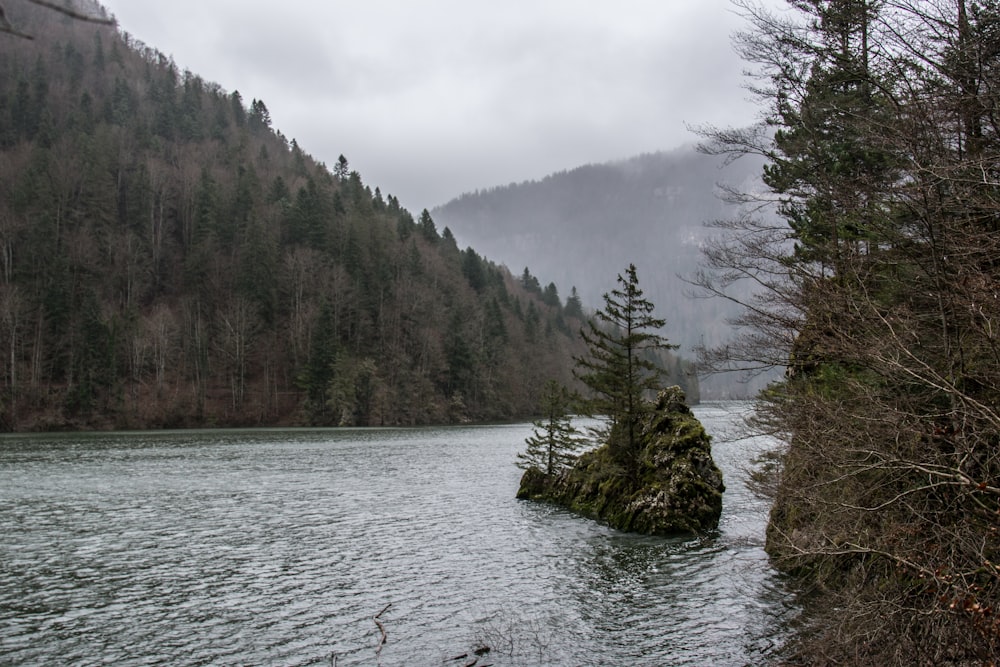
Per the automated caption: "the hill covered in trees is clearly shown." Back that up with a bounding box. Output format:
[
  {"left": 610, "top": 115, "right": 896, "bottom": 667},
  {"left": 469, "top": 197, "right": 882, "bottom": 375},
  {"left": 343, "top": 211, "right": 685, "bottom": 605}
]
[
  {"left": 0, "top": 1, "right": 599, "bottom": 430},
  {"left": 431, "top": 147, "right": 769, "bottom": 398}
]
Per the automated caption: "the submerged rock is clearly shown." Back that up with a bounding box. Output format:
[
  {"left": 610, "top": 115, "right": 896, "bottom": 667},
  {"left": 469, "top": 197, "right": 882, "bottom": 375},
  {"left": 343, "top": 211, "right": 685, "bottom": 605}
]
[{"left": 516, "top": 387, "right": 724, "bottom": 536}]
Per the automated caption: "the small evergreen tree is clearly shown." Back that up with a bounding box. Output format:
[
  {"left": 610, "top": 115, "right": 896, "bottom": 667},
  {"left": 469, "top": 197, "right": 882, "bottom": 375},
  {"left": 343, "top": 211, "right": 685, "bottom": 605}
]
[
  {"left": 517, "top": 380, "right": 585, "bottom": 476},
  {"left": 248, "top": 98, "right": 271, "bottom": 130},
  {"left": 418, "top": 209, "right": 438, "bottom": 241},
  {"left": 574, "top": 264, "right": 676, "bottom": 467},
  {"left": 564, "top": 286, "right": 584, "bottom": 319},
  {"left": 302, "top": 302, "right": 336, "bottom": 424},
  {"left": 230, "top": 91, "right": 246, "bottom": 127},
  {"left": 541, "top": 282, "right": 561, "bottom": 308},
  {"left": 520, "top": 267, "right": 541, "bottom": 293},
  {"left": 461, "top": 247, "right": 487, "bottom": 292},
  {"left": 334, "top": 154, "right": 349, "bottom": 181}
]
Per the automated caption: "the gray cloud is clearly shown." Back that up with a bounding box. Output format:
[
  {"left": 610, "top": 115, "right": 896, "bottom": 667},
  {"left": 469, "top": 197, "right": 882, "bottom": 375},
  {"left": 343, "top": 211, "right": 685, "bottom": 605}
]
[{"left": 105, "top": 0, "right": 768, "bottom": 212}]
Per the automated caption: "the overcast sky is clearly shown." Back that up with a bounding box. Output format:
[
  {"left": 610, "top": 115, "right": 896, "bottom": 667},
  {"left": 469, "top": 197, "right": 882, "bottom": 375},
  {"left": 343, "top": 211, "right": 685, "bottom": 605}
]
[{"left": 102, "top": 1, "right": 768, "bottom": 213}]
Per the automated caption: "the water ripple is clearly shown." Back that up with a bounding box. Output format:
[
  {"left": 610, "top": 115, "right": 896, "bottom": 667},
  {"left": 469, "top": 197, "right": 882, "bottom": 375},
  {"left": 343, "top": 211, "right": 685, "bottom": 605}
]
[{"left": 0, "top": 407, "right": 796, "bottom": 666}]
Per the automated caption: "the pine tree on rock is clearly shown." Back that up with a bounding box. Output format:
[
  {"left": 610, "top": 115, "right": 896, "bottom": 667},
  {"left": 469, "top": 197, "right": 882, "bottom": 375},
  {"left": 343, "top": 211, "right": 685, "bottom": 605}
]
[
  {"left": 574, "top": 263, "right": 677, "bottom": 469},
  {"left": 517, "top": 380, "right": 586, "bottom": 476},
  {"left": 517, "top": 294, "right": 722, "bottom": 535}
]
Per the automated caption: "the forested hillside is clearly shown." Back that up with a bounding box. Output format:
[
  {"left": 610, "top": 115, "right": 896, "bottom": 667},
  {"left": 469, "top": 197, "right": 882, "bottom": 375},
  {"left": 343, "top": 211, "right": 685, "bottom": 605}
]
[
  {"left": 432, "top": 148, "right": 769, "bottom": 397},
  {"left": 0, "top": 1, "right": 593, "bottom": 430}
]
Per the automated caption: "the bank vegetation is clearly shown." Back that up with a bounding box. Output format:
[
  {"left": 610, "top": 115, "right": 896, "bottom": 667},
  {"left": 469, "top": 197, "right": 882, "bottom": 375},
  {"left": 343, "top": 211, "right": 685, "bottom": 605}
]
[{"left": 698, "top": 1, "right": 1000, "bottom": 663}]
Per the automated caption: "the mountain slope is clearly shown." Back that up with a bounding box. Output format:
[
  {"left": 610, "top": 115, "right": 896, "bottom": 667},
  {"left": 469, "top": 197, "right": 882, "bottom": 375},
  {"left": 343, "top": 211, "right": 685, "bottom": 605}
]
[
  {"left": 0, "top": 1, "right": 590, "bottom": 429},
  {"left": 432, "top": 147, "right": 768, "bottom": 397}
]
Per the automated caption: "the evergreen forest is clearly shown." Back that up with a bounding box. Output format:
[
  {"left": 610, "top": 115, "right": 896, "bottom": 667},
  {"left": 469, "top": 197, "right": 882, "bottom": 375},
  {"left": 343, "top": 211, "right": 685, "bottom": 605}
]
[{"left": 0, "top": 2, "right": 604, "bottom": 429}]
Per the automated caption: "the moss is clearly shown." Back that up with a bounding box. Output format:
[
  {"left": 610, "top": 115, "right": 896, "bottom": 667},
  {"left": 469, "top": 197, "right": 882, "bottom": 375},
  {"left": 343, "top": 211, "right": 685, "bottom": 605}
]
[{"left": 516, "top": 387, "right": 724, "bottom": 536}]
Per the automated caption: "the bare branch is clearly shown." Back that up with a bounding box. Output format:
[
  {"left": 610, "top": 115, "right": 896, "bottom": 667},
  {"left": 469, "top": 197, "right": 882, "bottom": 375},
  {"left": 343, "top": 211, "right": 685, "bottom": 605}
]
[
  {"left": 0, "top": 3, "right": 32, "bottom": 38},
  {"left": 0, "top": 0, "right": 115, "bottom": 40},
  {"left": 26, "top": 0, "right": 114, "bottom": 25},
  {"left": 373, "top": 602, "right": 391, "bottom": 664}
]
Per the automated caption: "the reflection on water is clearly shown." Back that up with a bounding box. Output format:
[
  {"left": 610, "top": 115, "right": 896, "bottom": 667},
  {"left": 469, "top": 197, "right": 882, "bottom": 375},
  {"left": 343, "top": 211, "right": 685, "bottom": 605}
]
[{"left": 0, "top": 404, "right": 796, "bottom": 666}]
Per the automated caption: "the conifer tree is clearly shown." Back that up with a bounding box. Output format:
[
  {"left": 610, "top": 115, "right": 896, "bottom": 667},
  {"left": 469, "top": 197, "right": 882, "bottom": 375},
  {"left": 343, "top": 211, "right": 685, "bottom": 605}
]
[
  {"left": 564, "top": 286, "right": 584, "bottom": 319},
  {"left": 520, "top": 267, "right": 541, "bottom": 293},
  {"left": 248, "top": 98, "right": 271, "bottom": 131},
  {"left": 574, "top": 264, "right": 676, "bottom": 466},
  {"left": 334, "top": 154, "right": 349, "bottom": 181},
  {"left": 541, "top": 282, "right": 560, "bottom": 308},
  {"left": 516, "top": 380, "right": 585, "bottom": 476},
  {"left": 418, "top": 209, "right": 438, "bottom": 242}
]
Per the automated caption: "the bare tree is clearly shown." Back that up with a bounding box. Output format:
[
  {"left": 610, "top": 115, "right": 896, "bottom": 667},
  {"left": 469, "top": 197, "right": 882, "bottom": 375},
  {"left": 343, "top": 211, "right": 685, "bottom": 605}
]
[{"left": 215, "top": 297, "right": 257, "bottom": 412}]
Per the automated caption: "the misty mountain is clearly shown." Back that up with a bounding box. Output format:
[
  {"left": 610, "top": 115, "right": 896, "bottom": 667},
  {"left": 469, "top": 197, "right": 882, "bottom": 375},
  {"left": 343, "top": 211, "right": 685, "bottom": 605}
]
[{"left": 432, "top": 147, "right": 769, "bottom": 397}]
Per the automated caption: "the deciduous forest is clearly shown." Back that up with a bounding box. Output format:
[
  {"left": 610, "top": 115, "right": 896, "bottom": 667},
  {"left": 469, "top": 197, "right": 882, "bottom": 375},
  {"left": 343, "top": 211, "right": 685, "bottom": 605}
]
[{"left": 0, "top": 2, "right": 607, "bottom": 429}]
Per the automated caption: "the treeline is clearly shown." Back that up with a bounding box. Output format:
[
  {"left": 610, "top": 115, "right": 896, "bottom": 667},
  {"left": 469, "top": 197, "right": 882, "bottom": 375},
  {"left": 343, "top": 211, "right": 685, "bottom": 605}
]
[
  {"left": 0, "top": 2, "right": 591, "bottom": 429},
  {"left": 700, "top": 0, "right": 1000, "bottom": 663},
  {"left": 515, "top": 265, "right": 699, "bottom": 402}
]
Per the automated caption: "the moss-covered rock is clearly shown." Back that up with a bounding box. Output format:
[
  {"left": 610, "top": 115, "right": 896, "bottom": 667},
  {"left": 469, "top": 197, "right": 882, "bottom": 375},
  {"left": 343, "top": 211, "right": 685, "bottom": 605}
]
[{"left": 516, "top": 387, "right": 724, "bottom": 535}]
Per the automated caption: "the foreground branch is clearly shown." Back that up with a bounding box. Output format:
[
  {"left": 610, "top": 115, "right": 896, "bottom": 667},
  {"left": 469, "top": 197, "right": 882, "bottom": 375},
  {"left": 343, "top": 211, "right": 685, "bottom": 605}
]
[
  {"left": 27, "top": 0, "right": 113, "bottom": 23},
  {"left": 0, "top": 0, "right": 115, "bottom": 40}
]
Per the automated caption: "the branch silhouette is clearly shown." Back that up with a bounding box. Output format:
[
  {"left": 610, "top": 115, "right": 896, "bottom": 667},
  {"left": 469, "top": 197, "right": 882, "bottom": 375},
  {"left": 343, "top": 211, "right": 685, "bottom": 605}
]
[{"left": 0, "top": 0, "right": 115, "bottom": 40}]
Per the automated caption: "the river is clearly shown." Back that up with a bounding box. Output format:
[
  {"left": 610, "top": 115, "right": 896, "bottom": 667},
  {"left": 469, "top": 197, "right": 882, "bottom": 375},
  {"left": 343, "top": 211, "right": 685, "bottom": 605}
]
[{"left": 0, "top": 403, "right": 797, "bottom": 666}]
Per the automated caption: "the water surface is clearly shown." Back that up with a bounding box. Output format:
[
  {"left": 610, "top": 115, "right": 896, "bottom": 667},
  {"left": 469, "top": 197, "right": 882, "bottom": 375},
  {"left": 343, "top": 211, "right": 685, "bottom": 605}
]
[{"left": 0, "top": 403, "right": 796, "bottom": 665}]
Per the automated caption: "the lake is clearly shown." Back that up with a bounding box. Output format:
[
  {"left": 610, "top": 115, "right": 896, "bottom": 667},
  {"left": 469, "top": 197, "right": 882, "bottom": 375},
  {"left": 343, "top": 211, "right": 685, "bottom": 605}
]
[{"left": 0, "top": 403, "right": 797, "bottom": 666}]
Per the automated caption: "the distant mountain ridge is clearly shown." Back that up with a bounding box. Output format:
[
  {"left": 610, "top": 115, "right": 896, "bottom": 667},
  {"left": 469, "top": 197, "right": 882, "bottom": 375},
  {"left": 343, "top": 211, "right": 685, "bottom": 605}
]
[{"left": 433, "top": 147, "right": 768, "bottom": 397}]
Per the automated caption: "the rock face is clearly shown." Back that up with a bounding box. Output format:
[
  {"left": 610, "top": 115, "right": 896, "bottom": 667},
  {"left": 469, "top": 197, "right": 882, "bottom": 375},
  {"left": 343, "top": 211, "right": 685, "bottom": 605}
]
[{"left": 517, "top": 387, "right": 724, "bottom": 535}]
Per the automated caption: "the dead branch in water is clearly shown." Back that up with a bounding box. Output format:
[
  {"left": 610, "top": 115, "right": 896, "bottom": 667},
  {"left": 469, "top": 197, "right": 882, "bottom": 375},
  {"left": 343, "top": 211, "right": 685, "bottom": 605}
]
[{"left": 373, "top": 602, "right": 391, "bottom": 664}]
